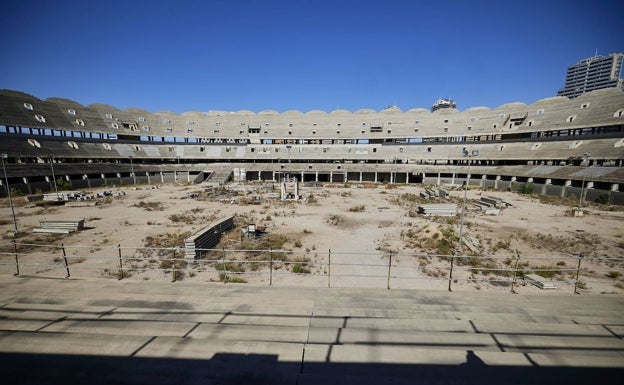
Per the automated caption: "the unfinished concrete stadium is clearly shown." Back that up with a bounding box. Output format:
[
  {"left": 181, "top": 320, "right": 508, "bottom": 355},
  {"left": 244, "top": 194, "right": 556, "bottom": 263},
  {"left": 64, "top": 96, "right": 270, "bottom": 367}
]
[
  {"left": 0, "top": 88, "right": 623, "bottom": 384},
  {"left": 0, "top": 88, "right": 623, "bottom": 202}
]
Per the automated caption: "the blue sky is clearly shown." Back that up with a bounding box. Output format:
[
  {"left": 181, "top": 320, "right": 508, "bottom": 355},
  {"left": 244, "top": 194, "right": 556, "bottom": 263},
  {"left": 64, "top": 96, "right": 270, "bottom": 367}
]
[{"left": 0, "top": 0, "right": 622, "bottom": 113}]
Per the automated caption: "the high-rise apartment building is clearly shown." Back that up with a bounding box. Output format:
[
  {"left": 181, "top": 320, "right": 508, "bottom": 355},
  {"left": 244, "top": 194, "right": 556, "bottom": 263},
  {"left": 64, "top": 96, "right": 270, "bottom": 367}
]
[{"left": 557, "top": 52, "right": 623, "bottom": 98}]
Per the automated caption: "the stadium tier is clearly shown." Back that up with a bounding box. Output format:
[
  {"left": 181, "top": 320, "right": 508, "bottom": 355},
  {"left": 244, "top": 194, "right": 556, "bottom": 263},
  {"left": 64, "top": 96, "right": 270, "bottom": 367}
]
[{"left": 1, "top": 88, "right": 623, "bottom": 203}]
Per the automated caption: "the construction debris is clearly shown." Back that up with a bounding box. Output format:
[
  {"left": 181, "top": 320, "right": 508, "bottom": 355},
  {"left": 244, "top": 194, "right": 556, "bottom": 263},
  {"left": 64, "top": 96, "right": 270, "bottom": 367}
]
[
  {"left": 524, "top": 274, "right": 557, "bottom": 290},
  {"left": 418, "top": 203, "right": 458, "bottom": 216},
  {"left": 33, "top": 219, "right": 85, "bottom": 234}
]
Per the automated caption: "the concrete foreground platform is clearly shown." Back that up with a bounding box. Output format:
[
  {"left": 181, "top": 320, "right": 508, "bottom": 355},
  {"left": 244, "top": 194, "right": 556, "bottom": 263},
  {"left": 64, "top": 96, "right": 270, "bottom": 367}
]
[{"left": 0, "top": 276, "right": 623, "bottom": 384}]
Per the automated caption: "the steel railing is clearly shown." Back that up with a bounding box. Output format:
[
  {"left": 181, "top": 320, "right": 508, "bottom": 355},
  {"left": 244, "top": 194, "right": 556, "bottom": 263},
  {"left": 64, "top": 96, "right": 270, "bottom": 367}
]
[{"left": 1, "top": 241, "right": 623, "bottom": 294}]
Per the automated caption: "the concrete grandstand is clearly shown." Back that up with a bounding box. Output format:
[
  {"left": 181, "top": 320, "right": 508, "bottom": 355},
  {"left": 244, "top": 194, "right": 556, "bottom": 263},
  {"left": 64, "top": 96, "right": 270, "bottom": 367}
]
[{"left": 0, "top": 88, "right": 623, "bottom": 203}]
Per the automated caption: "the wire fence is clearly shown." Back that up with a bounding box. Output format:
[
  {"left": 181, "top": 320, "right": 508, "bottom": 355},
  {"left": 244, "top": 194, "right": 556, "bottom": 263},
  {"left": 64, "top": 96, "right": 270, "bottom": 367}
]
[{"left": 1, "top": 241, "right": 623, "bottom": 294}]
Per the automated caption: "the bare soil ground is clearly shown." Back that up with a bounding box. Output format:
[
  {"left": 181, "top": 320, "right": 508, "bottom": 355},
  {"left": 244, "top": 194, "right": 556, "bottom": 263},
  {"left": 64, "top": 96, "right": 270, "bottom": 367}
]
[{"left": 1, "top": 181, "right": 623, "bottom": 294}]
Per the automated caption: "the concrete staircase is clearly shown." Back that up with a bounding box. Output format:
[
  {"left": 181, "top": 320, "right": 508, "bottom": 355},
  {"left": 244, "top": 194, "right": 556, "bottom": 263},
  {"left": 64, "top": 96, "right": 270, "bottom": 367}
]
[{"left": 0, "top": 277, "right": 622, "bottom": 385}]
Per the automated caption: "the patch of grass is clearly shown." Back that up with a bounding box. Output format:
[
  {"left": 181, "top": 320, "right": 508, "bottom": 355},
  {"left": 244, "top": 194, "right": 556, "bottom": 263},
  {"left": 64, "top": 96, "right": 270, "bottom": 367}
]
[
  {"left": 326, "top": 214, "right": 343, "bottom": 226},
  {"left": 534, "top": 265, "right": 561, "bottom": 279},
  {"left": 292, "top": 263, "right": 310, "bottom": 274},
  {"left": 349, "top": 205, "right": 366, "bottom": 212},
  {"left": 606, "top": 271, "right": 622, "bottom": 279},
  {"left": 133, "top": 201, "right": 164, "bottom": 211},
  {"left": 219, "top": 273, "right": 247, "bottom": 283}
]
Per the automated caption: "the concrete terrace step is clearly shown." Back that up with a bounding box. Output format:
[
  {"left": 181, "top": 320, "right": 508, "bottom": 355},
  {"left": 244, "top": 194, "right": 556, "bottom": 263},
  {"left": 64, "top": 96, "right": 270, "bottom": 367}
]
[{"left": 0, "top": 276, "right": 623, "bottom": 384}]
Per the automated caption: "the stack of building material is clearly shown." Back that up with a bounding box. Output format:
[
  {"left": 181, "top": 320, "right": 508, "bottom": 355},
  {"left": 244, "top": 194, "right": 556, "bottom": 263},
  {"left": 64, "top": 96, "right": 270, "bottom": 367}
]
[
  {"left": 524, "top": 274, "right": 557, "bottom": 290},
  {"left": 419, "top": 188, "right": 449, "bottom": 200},
  {"left": 43, "top": 191, "right": 86, "bottom": 202},
  {"left": 33, "top": 219, "right": 85, "bottom": 234},
  {"left": 184, "top": 216, "right": 234, "bottom": 260},
  {"left": 480, "top": 196, "right": 509, "bottom": 208},
  {"left": 418, "top": 204, "right": 457, "bottom": 216}
]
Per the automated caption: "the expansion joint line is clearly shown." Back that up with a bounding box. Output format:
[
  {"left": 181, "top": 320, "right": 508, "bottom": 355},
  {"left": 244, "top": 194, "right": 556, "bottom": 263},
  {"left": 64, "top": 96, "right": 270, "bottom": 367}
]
[
  {"left": 129, "top": 336, "right": 156, "bottom": 357},
  {"left": 300, "top": 289, "right": 317, "bottom": 375}
]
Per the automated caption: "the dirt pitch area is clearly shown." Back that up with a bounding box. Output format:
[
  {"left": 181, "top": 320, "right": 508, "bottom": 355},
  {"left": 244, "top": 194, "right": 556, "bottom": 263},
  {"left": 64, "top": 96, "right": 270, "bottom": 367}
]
[{"left": 1, "top": 181, "right": 623, "bottom": 294}]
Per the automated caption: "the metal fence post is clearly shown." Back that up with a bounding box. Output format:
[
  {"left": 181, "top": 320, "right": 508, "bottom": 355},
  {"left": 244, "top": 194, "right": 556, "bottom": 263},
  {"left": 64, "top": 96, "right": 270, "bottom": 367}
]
[
  {"left": 574, "top": 254, "right": 584, "bottom": 294},
  {"left": 386, "top": 252, "right": 392, "bottom": 290},
  {"left": 269, "top": 248, "right": 273, "bottom": 286},
  {"left": 510, "top": 256, "right": 521, "bottom": 294},
  {"left": 328, "top": 249, "right": 331, "bottom": 288},
  {"left": 12, "top": 240, "right": 19, "bottom": 276},
  {"left": 172, "top": 248, "right": 177, "bottom": 282},
  {"left": 448, "top": 253, "right": 455, "bottom": 292},
  {"left": 117, "top": 244, "right": 124, "bottom": 280},
  {"left": 61, "top": 243, "right": 70, "bottom": 278},
  {"left": 221, "top": 247, "right": 227, "bottom": 283}
]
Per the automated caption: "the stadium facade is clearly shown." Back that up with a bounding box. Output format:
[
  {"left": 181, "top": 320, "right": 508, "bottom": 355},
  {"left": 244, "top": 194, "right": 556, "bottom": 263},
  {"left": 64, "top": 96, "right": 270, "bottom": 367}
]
[{"left": 0, "top": 88, "right": 623, "bottom": 204}]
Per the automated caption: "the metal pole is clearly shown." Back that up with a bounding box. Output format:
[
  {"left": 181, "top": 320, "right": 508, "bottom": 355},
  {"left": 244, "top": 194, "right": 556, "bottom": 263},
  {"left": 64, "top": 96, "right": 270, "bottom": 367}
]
[
  {"left": 221, "top": 247, "right": 226, "bottom": 283},
  {"left": 13, "top": 240, "right": 19, "bottom": 276},
  {"left": 50, "top": 155, "right": 60, "bottom": 201},
  {"left": 574, "top": 255, "right": 584, "bottom": 294},
  {"left": 510, "top": 256, "right": 521, "bottom": 294},
  {"left": 1, "top": 155, "right": 18, "bottom": 234},
  {"left": 117, "top": 244, "right": 124, "bottom": 280},
  {"left": 578, "top": 154, "right": 590, "bottom": 209},
  {"left": 458, "top": 159, "right": 470, "bottom": 253},
  {"left": 448, "top": 253, "right": 455, "bottom": 292},
  {"left": 172, "top": 248, "right": 177, "bottom": 282},
  {"left": 386, "top": 252, "right": 392, "bottom": 290},
  {"left": 61, "top": 243, "right": 70, "bottom": 278},
  {"left": 328, "top": 249, "right": 331, "bottom": 288},
  {"left": 269, "top": 248, "right": 273, "bottom": 286}
]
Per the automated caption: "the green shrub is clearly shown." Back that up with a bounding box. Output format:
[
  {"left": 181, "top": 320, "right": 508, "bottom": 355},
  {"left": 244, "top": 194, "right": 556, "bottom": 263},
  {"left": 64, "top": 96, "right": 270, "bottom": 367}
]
[
  {"left": 55, "top": 178, "right": 71, "bottom": 191},
  {"left": 292, "top": 263, "right": 310, "bottom": 274},
  {"left": 519, "top": 182, "right": 534, "bottom": 195},
  {"left": 594, "top": 193, "right": 609, "bottom": 204}
]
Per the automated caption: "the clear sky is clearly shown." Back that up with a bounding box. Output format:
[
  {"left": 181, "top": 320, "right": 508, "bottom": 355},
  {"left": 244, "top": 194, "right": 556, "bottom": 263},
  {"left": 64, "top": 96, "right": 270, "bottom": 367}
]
[{"left": 0, "top": 0, "right": 622, "bottom": 113}]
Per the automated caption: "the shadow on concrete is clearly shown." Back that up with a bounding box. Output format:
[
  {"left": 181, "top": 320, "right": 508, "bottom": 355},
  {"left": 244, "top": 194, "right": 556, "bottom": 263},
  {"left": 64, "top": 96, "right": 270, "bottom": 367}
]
[{"left": 1, "top": 351, "right": 621, "bottom": 385}]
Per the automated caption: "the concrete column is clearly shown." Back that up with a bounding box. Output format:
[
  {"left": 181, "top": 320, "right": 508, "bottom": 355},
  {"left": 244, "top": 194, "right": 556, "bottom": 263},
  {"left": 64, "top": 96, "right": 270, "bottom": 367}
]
[
  {"left": 436, "top": 172, "right": 441, "bottom": 186},
  {"left": 22, "top": 177, "right": 32, "bottom": 195},
  {"left": 160, "top": 171, "right": 164, "bottom": 183},
  {"left": 563, "top": 180, "right": 572, "bottom": 197},
  {"left": 480, "top": 175, "right": 486, "bottom": 189},
  {"left": 611, "top": 183, "right": 619, "bottom": 192},
  {"left": 586, "top": 181, "right": 594, "bottom": 189},
  {"left": 83, "top": 175, "right": 91, "bottom": 188},
  {"left": 542, "top": 178, "right": 551, "bottom": 195},
  {"left": 406, "top": 172, "right": 409, "bottom": 184},
  {"left": 300, "top": 171, "right": 304, "bottom": 182},
  {"left": 495, "top": 175, "right": 501, "bottom": 189},
  {"left": 258, "top": 171, "right": 262, "bottom": 181},
  {"left": 359, "top": 172, "right": 363, "bottom": 183},
  {"left": 451, "top": 173, "right": 455, "bottom": 185},
  {"left": 330, "top": 171, "right": 333, "bottom": 183},
  {"left": 374, "top": 172, "right": 377, "bottom": 183},
  {"left": 187, "top": 170, "right": 191, "bottom": 183},
  {"left": 272, "top": 171, "right": 276, "bottom": 181},
  {"left": 527, "top": 177, "right": 534, "bottom": 183},
  {"left": 315, "top": 171, "right": 318, "bottom": 182},
  {"left": 147, "top": 172, "right": 151, "bottom": 184}
]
